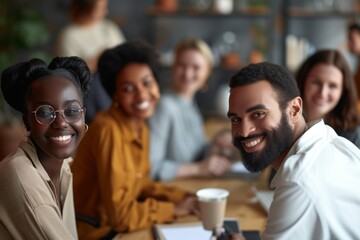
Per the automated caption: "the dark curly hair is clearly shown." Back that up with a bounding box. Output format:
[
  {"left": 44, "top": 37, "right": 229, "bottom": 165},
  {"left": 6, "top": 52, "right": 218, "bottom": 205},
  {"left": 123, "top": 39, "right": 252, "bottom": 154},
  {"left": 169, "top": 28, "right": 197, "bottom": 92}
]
[
  {"left": 295, "top": 49, "right": 360, "bottom": 131},
  {"left": 229, "top": 62, "right": 300, "bottom": 110},
  {"left": 98, "top": 40, "right": 159, "bottom": 98},
  {"left": 1, "top": 56, "right": 92, "bottom": 115}
]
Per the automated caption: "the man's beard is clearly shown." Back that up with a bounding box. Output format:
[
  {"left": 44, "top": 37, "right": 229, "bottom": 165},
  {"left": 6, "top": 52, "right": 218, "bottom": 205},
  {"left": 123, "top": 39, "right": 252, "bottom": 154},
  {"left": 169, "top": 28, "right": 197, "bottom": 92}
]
[{"left": 233, "top": 113, "right": 294, "bottom": 172}]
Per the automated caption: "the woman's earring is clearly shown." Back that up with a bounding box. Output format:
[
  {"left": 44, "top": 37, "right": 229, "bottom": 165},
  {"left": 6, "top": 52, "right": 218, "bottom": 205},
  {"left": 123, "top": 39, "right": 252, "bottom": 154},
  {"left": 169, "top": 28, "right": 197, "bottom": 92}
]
[{"left": 84, "top": 124, "right": 89, "bottom": 133}]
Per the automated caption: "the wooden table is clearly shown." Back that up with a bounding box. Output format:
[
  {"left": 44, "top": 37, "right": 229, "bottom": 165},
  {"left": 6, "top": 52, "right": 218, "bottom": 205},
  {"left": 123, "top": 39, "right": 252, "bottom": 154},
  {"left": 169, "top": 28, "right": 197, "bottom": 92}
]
[{"left": 114, "top": 169, "right": 270, "bottom": 240}]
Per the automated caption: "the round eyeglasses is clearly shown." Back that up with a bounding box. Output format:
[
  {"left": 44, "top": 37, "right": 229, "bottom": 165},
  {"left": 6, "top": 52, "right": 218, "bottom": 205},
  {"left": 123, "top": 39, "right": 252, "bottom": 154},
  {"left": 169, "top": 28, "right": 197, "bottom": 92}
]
[{"left": 32, "top": 104, "right": 85, "bottom": 125}]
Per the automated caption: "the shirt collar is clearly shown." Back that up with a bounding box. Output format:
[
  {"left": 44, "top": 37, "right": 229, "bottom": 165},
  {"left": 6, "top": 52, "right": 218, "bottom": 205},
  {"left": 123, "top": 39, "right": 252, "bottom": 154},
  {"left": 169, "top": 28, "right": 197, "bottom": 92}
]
[
  {"left": 19, "top": 139, "right": 72, "bottom": 182},
  {"left": 108, "top": 105, "right": 147, "bottom": 145},
  {"left": 270, "top": 119, "right": 325, "bottom": 188},
  {"left": 19, "top": 139, "right": 51, "bottom": 181}
]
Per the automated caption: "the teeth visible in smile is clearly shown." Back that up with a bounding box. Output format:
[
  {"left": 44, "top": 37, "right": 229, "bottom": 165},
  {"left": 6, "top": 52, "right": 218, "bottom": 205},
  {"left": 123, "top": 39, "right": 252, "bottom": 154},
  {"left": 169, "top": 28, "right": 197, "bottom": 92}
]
[
  {"left": 51, "top": 135, "right": 71, "bottom": 142},
  {"left": 137, "top": 101, "right": 150, "bottom": 110},
  {"left": 244, "top": 139, "right": 261, "bottom": 148}
]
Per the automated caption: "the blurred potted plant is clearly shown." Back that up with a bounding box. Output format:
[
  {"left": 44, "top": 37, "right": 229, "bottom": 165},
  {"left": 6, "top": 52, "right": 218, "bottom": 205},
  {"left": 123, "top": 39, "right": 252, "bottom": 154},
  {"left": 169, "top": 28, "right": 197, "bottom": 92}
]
[
  {"left": 0, "top": 0, "right": 51, "bottom": 124},
  {"left": 249, "top": 23, "right": 268, "bottom": 64},
  {"left": 155, "top": 0, "right": 179, "bottom": 12}
]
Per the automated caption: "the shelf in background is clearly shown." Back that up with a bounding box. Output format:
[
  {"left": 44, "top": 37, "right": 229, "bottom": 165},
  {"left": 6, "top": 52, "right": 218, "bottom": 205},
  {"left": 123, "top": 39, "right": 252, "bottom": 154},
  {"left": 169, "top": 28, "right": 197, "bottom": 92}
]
[
  {"left": 147, "top": 7, "right": 271, "bottom": 18},
  {"left": 287, "top": 7, "right": 360, "bottom": 18}
]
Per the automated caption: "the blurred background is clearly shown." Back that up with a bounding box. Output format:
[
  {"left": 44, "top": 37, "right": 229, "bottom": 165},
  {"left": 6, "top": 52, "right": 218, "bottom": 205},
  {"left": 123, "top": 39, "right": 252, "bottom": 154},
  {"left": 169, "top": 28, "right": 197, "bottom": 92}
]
[{"left": 1, "top": 0, "right": 360, "bottom": 121}]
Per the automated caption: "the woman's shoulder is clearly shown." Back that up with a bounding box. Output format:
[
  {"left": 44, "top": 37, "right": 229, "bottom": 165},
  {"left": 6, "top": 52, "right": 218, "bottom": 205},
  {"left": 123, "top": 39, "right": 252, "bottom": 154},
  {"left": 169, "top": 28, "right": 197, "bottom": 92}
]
[
  {"left": 91, "top": 109, "right": 118, "bottom": 126},
  {"left": 59, "top": 23, "right": 82, "bottom": 38},
  {"left": 0, "top": 148, "right": 31, "bottom": 177},
  {"left": 98, "top": 19, "right": 123, "bottom": 36},
  {"left": 338, "top": 125, "right": 360, "bottom": 149},
  {"left": 0, "top": 148, "right": 48, "bottom": 206},
  {"left": 158, "top": 93, "right": 182, "bottom": 107},
  {"left": 101, "top": 18, "right": 119, "bottom": 28},
  {"left": 152, "top": 94, "right": 182, "bottom": 119},
  {"left": 88, "top": 109, "right": 128, "bottom": 137}
]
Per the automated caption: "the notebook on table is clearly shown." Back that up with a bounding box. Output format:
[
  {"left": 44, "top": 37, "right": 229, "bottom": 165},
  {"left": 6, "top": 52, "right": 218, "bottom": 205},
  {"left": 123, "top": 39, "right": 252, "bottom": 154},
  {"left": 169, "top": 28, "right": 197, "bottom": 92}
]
[
  {"left": 153, "top": 219, "right": 239, "bottom": 240},
  {"left": 153, "top": 218, "right": 260, "bottom": 240}
]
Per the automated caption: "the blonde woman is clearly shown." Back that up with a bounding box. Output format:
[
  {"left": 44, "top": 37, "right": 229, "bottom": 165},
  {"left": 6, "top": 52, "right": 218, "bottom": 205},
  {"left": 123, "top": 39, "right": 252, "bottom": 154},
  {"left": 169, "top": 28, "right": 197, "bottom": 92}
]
[{"left": 149, "top": 38, "right": 231, "bottom": 180}]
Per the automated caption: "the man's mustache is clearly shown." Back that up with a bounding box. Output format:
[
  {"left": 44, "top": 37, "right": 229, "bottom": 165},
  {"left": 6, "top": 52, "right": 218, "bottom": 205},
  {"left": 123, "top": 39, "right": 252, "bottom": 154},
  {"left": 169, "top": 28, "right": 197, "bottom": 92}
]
[{"left": 233, "top": 132, "right": 266, "bottom": 145}]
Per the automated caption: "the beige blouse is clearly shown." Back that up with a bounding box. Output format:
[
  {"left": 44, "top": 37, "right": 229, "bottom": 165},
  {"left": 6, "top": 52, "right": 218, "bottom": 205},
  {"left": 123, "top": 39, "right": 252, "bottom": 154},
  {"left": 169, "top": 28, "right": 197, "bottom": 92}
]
[{"left": 0, "top": 140, "right": 77, "bottom": 239}]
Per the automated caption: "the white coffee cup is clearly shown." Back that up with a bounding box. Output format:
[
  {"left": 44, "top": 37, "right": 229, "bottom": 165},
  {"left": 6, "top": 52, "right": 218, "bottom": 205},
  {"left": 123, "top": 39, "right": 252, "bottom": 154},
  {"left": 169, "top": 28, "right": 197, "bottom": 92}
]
[{"left": 196, "top": 188, "right": 229, "bottom": 230}]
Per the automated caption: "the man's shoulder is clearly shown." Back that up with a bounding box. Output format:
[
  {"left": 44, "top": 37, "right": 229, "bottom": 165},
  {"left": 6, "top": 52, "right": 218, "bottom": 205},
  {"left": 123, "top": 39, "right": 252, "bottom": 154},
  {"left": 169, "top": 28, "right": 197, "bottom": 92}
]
[{"left": 274, "top": 124, "right": 360, "bottom": 187}]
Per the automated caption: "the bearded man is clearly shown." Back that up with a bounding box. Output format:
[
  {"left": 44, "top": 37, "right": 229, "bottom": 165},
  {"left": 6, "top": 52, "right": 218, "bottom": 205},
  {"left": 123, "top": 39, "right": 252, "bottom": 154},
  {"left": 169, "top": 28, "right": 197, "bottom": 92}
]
[{"left": 226, "top": 62, "right": 360, "bottom": 240}]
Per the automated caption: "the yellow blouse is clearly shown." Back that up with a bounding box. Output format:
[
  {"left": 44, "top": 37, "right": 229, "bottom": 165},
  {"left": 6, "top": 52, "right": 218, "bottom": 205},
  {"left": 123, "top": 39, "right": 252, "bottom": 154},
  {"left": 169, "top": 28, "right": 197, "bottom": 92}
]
[{"left": 71, "top": 106, "right": 188, "bottom": 239}]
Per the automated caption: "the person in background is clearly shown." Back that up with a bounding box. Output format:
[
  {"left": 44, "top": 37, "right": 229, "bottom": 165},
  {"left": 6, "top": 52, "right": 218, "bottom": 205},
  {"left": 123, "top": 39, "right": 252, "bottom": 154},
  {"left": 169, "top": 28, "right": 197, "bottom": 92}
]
[
  {"left": 149, "top": 38, "right": 232, "bottom": 181},
  {"left": 71, "top": 40, "right": 197, "bottom": 239},
  {"left": 0, "top": 121, "right": 25, "bottom": 161},
  {"left": 56, "top": 0, "right": 126, "bottom": 123},
  {"left": 205, "top": 128, "right": 240, "bottom": 163},
  {"left": 348, "top": 22, "right": 360, "bottom": 100},
  {"left": 224, "top": 62, "right": 360, "bottom": 239},
  {"left": 0, "top": 56, "right": 91, "bottom": 239},
  {"left": 296, "top": 49, "right": 360, "bottom": 148}
]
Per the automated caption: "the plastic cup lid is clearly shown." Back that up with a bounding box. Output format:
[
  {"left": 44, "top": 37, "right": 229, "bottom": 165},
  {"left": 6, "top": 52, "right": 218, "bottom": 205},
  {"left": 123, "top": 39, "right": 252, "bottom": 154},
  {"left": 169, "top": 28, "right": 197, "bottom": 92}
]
[{"left": 196, "top": 188, "right": 229, "bottom": 201}]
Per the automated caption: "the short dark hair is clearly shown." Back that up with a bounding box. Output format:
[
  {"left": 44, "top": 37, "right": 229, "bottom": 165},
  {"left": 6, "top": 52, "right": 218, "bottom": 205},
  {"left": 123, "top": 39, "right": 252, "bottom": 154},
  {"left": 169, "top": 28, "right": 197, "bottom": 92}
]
[
  {"left": 70, "top": 0, "right": 98, "bottom": 22},
  {"left": 229, "top": 62, "right": 300, "bottom": 109},
  {"left": 98, "top": 40, "right": 159, "bottom": 98},
  {"left": 295, "top": 49, "right": 360, "bottom": 131},
  {"left": 1, "top": 56, "right": 92, "bottom": 114},
  {"left": 348, "top": 22, "right": 360, "bottom": 33}
]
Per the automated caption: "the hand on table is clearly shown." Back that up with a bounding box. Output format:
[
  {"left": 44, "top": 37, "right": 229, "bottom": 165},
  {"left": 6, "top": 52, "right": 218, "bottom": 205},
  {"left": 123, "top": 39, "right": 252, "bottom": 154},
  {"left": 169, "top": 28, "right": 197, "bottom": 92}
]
[
  {"left": 174, "top": 195, "right": 198, "bottom": 218},
  {"left": 200, "top": 154, "right": 232, "bottom": 176},
  {"left": 210, "top": 227, "right": 245, "bottom": 240}
]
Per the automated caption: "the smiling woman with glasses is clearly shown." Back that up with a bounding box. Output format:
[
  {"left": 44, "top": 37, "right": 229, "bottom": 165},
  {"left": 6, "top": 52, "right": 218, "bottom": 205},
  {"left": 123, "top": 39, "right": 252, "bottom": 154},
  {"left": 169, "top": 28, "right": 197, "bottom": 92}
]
[
  {"left": 0, "top": 56, "right": 92, "bottom": 239},
  {"left": 32, "top": 104, "right": 86, "bottom": 125}
]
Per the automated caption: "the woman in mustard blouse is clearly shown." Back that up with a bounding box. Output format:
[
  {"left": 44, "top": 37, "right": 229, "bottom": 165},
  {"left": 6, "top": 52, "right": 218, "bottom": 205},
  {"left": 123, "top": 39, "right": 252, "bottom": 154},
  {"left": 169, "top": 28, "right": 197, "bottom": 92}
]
[{"left": 71, "top": 40, "right": 197, "bottom": 239}]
